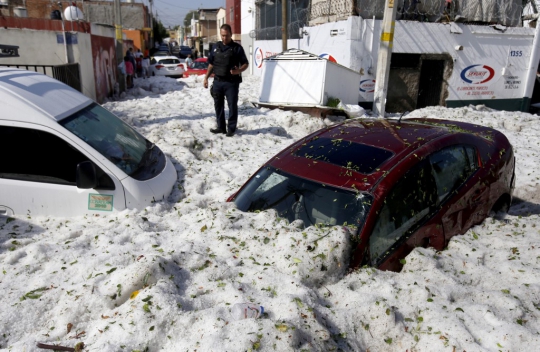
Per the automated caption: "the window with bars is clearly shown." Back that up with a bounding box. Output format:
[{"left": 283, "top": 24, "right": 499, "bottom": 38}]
[{"left": 255, "top": 0, "right": 309, "bottom": 40}]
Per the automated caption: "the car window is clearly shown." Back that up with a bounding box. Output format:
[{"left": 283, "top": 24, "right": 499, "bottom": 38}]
[
  {"left": 294, "top": 138, "right": 393, "bottom": 174},
  {"left": 0, "top": 126, "right": 114, "bottom": 189},
  {"left": 369, "top": 160, "right": 437, "bottom": 262},
  {"left": 60, "top": 103, "right": 147, "bottom": 176},
  {"left": 429, "top": 145, "right": 477, "bottom": 202},
  {"left": 234, "top": 167, "right": 373, "bottom": 232},
  {"left": 192, "top": 61, "right": 208, "bottom": 69},
  {"left": 60, "top": 103, "right": 166, "bottom": 181},
  {"left": 158, "top": 59, "right": 180, "bottom": 64}
]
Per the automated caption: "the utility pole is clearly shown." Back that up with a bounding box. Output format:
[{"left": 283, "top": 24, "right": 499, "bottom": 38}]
[
  {"left": 282, "top": 0, "right": 287, "bottom": 52},
  {"left": 114, "top": 0, "right": 125, "bottom": 93},
  {"left": 149, "top": 0, "right": 154, "bottom": 48},
  {"left": 522, "top": 13, "right": 540, "bottom": 112},
  {"left": 58, "top": 2, "right": 69, "bottom": 63},
  {"left": 373, "top": 0, "right": 398, "bottom": 117}
]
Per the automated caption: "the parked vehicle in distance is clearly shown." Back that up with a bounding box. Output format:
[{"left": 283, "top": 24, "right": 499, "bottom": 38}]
[
  {"left": 158, "top": 44, "right": 170, "bottom": 53},
  {"left": 228, "top": 118, "right": 515, "bottom": 272},
  {"left": 0, "top": 68, "right": 177, "bottom": 217},
  {"left": 171, "top": 45, "right": 180, "bottom": 57},
  {"left": 184, "top": 58, "right": 209, "bottom": 77},
  {"left": 179, "top": 46, "right": 193, "bottom": 59},
  {"left": 152, "top": 50, "right": 170, "bottom": 58},
  {"left": 149, "top": 56, "right": 185, "bottom": 78}
]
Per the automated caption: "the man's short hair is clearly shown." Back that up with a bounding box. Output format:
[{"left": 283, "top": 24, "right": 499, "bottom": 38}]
[{"left": 220, "top": 24, "right": 232, "bottom": 34}]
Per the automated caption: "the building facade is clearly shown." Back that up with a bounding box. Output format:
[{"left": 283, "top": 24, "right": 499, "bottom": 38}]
[{"left": 225, "top": 0, "right": 241, "bottom": 42}]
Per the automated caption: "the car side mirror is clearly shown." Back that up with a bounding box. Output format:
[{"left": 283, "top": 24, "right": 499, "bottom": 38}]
[{"left": 77, "top": 161, "right": 98, "bottom": 189}]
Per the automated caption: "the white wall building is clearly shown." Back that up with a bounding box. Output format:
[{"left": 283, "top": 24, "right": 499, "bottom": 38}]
[{"left": 243, "top": 1, "right": 540, "bottom": 112}]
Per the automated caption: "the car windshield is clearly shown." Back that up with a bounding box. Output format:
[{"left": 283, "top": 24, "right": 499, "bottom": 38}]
[
  {"left": 234, "top": 167, "right": 373, "bottom": 232},
  {"left": 60, "top": 103, "right": 148, "bottom": 176},
  {"left": 191, "top": 61, "right": 208, "bottom": 69}
]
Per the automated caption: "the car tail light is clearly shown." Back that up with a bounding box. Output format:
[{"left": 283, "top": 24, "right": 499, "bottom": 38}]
[{"left": 155, "top": 65, "right": 164, "bottom": 70}]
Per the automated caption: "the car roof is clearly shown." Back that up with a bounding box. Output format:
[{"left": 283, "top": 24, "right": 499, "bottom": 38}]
[
  {"left": 266, "top": 118, "right": 497, "bottom": 193},
  {"left": 0, "top": 67, "right": 92, "bottom": 123},
  {"left": 194, "top": 58, "right": 207, "bottom": 62}
]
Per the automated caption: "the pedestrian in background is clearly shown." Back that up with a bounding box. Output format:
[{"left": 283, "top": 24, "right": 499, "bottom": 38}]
[
  {"left": 185, "top": 54, "right": 193, "bottom": 68},
  {"left": 127, "top": 48, "right": 136, "bottom": 77},
  {"left": 141, "top": 56, "right": 150, "bottom": 79},
  {"left": 203, "top": 24, "right": 249, "bottom": 137},
  {"left": 124, "top": 56, "right": 134, "bottom": 88}
]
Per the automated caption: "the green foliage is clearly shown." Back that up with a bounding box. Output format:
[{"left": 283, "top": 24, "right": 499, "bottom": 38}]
[
  {"left": 153, "top": 20, "right": 168, "bottom": 44},
  {"left": 326, "top": 97, "right": 340, "bottom": 108},
  {"left": 20, "top": 287, "right": 48, "bottom": 301},
  {"left": 184, "top": 10, "right": 199, "bottom": 28}
]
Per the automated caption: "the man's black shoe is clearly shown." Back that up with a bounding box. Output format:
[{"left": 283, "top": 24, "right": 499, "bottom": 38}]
[
  {"left": 226, "top": 130, "right": 235, "bottom": 137},
  {"left": 210, "top": 128, "right": 226, "bottom": 134}
]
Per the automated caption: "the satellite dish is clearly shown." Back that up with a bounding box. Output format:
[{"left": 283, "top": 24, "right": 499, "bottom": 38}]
[
  {"left": 249, "top": 30, "right": 256, "bottom": 39},
  {"left": 64, "top": 6, "right": 83, "bottom": 21}
]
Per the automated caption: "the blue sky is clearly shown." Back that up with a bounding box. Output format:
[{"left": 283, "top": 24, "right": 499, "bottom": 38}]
[{"left": 140, "top": 0, "right": 226, "bottom": 28}]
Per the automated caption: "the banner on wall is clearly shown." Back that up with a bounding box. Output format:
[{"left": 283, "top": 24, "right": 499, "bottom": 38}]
[{"left": 91, "top": 35, "right": 117, "bottom": 103}]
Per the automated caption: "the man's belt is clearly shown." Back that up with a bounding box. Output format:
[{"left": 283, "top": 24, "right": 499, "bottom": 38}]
[{"left": 214, "top": 75, "right": 235, "bottom": 82}]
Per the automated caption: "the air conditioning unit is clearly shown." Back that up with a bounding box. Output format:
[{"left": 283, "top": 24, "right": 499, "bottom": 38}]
[
  {"left": 14, "top": 7, "right": 28, "bottom": 17},
  {"left": 0, "top": 0, "right": 9, "bottom": 7}
]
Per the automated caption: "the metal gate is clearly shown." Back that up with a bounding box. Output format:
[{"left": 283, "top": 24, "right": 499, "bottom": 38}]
[{"left": 0, "top": 63, "right": 81, "bottom": 92}]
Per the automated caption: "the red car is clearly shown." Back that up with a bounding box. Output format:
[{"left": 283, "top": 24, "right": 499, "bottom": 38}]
[
  {"left": 228, "top": 118, "right": 515, "bottom": 272},
  {"left": 184, "top": 58, "right": 210, "bottom": 77}
]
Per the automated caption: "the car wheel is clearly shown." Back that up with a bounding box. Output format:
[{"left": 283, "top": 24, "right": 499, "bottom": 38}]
[{"left": 489, "top": 194, "right": 510, "bottom": 219}]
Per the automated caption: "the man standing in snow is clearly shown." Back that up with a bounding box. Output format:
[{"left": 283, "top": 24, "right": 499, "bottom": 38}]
[{"left": 203, "top": 24, "right": 249, "bottom": 137}]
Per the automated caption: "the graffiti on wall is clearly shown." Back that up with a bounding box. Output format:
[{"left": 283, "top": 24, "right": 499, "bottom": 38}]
[{"left": 91, "top": 36, "right": 117, "bottom": 103}]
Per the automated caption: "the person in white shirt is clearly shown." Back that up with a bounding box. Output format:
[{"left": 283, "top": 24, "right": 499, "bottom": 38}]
[
  {"left": 141, "top": 56, "right": 150, "bottom": 79},
  {"left": 185, "top": 54, "right": 193, "bottom": 68}
]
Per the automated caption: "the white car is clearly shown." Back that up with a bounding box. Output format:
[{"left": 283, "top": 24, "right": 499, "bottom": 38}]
[
  {"left": 0, "top": 68, "right": 177, "bottom": 217},
  {"left": 149, "top": 56, "right": 185, "bottom": 78}
]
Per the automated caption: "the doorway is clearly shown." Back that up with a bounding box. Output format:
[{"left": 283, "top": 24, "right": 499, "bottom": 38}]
[{"left": 417, "top": 60, "right": 445, "bottom": 109}]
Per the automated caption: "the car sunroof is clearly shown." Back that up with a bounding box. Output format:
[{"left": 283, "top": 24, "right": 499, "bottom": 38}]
[{"left": 294, "top": 137, "right": 393, "bottom": 174}]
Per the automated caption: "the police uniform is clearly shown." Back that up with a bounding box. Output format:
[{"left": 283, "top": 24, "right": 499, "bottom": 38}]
[{"left": 208, "top": 40, "right": 249, "bottom": 135}]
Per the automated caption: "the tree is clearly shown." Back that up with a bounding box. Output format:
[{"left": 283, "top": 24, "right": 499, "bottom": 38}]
[
  {"left": 184, "top": 10, "right": 199, "bottom": 28},
  {"left": 153, "top": 20, "right": 168, "bottom": 44}
]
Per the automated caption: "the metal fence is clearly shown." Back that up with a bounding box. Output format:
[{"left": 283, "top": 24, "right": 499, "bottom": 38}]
[
  {"left": 0, "top": 63, "right": 81, "bottom": 92},
  {"left": 253, "top": 0, "right": 536, "bottom": 40}
]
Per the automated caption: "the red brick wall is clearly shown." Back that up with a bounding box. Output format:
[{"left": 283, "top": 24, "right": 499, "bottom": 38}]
[
  {"left": 0, "top": 16, "right": 90, "bottom": 32},
  {"left": 25, "top": 0, "right": 55, "bottom": 19}
]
